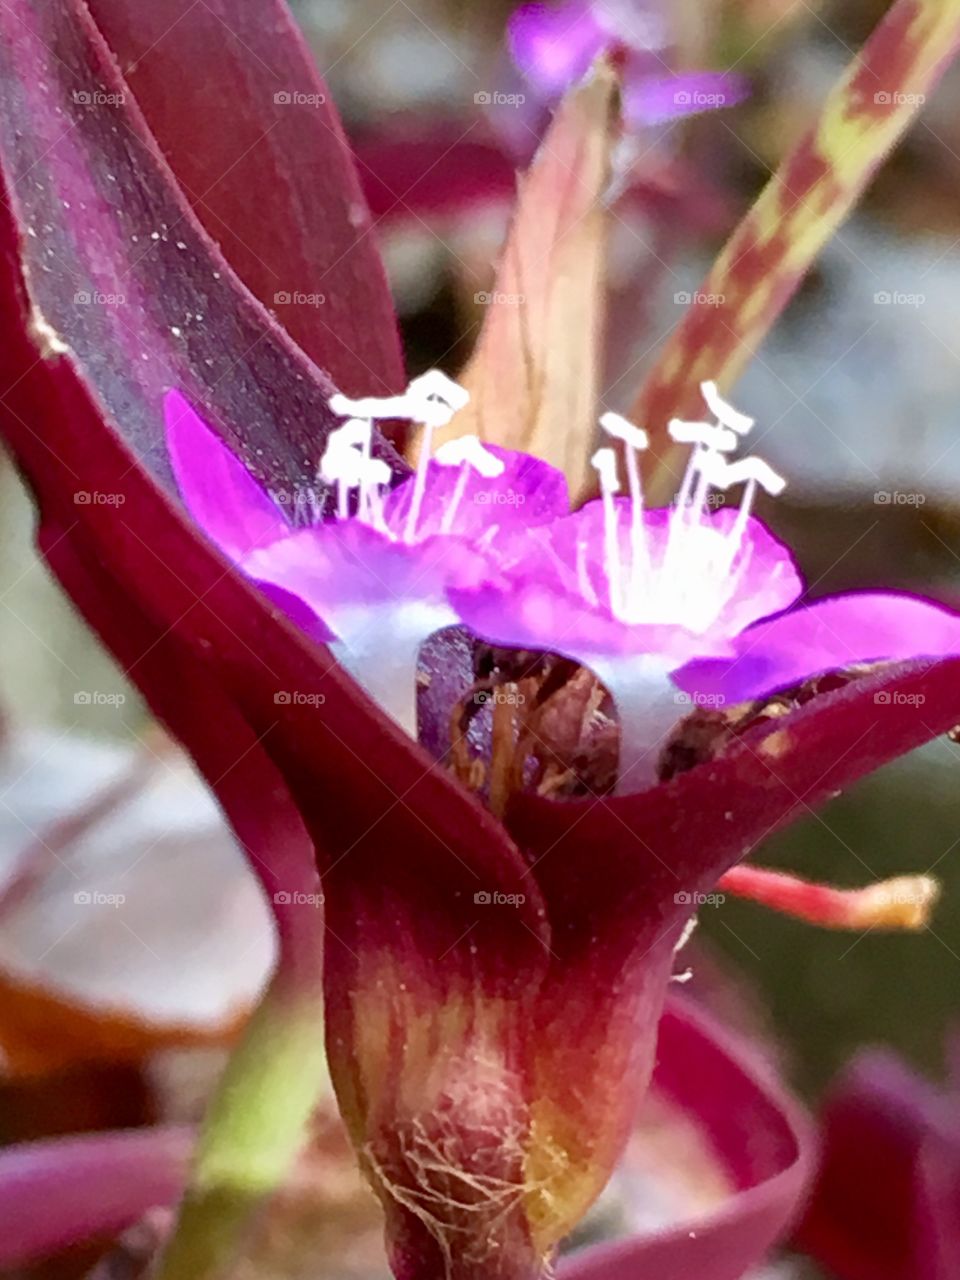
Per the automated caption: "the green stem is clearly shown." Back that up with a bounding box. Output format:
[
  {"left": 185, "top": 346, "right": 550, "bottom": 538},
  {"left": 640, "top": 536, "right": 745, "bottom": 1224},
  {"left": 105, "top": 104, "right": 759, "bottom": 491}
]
[{"left": 156, "top": 955, "right": 327, "bottom": 1280}]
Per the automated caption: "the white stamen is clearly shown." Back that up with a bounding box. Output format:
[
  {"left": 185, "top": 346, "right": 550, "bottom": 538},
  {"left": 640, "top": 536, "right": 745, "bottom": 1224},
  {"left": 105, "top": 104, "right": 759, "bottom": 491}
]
[
  {"left": 600, "top": 413, "right": 650, "bottom": 612},
  {"left": 694, "top": 450, "right": 786, "bottom": 496},
  {"left": 700, "top": 381, "right": 754, "bottom": 435},
  {"left": 434, "top": 435, "right": 505, "bottom": 478},
  {"left": 668, "top": 418, "right": 738, "bottom": 453},
  {"left": 591, "top": 447, "right": 620, "bottom": 494},
  {"left": 326, "top": 417, "right": 372, "bottom": 450},
  {"left": 600, "top": 411, "right": 649, "bottom": 453},
  {"left": 592, "top": 447, "right": 623, "bottom": 616},
  {"left": 407, "top": 369, "right": 470, "bottom": 412},
  {"left": 587, "top": 387, "right": 786, "bottom": 637}
]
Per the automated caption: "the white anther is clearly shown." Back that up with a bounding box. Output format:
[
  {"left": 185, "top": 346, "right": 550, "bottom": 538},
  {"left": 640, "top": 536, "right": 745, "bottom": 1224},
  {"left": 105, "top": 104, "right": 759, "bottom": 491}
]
[
  {"left": 700, "top": 381, "right": 754, "bottom": 435},
  {"left": 600, "top": 411, "right": 649, "bottom": 452},
  {"left": 668, "top": 418, "right": 738, "bottom": 453},
  {"left": 329, "top": 391, "right": 413, "bottom": 421},
  {"left": 434, "top": 435, "right": 505, "bottom": 478},
  {"left": 326, "top": 418, "right": 372, "bottom": 451},
  {"left": 591, "top": 447, "right": 621, "bottom": 492},
  {"left": 407, "top": 370, "right": 470, "bottom": 412},
  {"left": 320, "top": 442, "right": 390, "bottom": 490},
  {"left": 695, "top": 449, "right": 786, "bottom": 496}
]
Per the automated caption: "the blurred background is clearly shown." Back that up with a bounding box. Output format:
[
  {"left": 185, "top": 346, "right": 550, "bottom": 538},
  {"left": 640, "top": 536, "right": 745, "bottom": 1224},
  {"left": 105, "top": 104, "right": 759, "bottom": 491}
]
[{"left": 1, "top": 0, "right": 958, "bottom": 1276}]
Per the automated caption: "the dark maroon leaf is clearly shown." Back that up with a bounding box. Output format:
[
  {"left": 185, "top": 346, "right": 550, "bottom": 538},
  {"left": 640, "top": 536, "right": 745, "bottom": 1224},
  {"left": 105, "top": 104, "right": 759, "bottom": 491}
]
[
  {"left": 83, "top": 0, "right": 404, "bottom": 396},
  {"left": 0, "top": 0, "right": 403, "bottom": 507},
  {"left": 508, "top": 658, "right": 960, "bottom": 983}
]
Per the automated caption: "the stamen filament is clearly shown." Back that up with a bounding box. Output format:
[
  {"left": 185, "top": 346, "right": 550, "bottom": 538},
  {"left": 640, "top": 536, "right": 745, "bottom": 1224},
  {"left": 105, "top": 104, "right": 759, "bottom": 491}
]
[
  {"left": 441, "top": 460, "right": 472, "bottom": 536},
  {"left": 404, "top": 420, "right": 435, "bottom": 543}
]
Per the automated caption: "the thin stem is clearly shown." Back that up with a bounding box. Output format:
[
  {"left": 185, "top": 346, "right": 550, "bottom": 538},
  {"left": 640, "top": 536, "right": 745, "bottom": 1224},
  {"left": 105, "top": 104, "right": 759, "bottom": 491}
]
[{"left": 155, "top": 955, "right": 326, "bottom": 1280}]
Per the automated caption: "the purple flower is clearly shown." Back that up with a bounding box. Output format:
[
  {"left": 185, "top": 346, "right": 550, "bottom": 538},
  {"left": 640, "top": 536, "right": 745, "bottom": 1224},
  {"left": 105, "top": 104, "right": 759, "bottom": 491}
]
[
  {"left": 508, "top": 0, "right": 749, "bottom": 127},
  {"left": 165, "top": 372, "right": 567, "bottom": 732},
  {"left": 450, "top": 382, "right": 960, "bottom": 791}
]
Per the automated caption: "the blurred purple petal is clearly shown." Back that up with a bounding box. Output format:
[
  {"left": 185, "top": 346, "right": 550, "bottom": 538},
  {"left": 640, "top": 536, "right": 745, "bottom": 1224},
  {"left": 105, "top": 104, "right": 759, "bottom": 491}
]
[
  {"left": 0, "top": 1127, "right": 190, "bottom": 1268},
  {"left": 509, "top": 2, "right": 612, "bottom": 95},
  {"left": 626, "top": 71, "right": 750, "bottom": 126}
]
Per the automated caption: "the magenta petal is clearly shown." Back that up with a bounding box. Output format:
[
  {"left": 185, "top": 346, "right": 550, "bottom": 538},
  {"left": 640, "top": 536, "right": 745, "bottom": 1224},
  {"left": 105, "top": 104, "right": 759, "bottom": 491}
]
[
  {"left": 0, "top": 1127, "right": 189, "bottom": 1268},
  {"left": 450, "top": 506, "right": 799, "bottom": 666},
  {"left": 452, "top": 577, "right": 710, "bottom": 665},
  {"left": 676, "top": 591, "right": 960, "bottom": 704},
  {"left": 245, "top": 521, "right": 490, "bottom": 621},
  {"left": 164, "top": 391, "right": 292, "bottom": 559},
  {"left": 383, "top": 446, "right": 570, "bottom": 540},
  {"left": 562, "top": 999, "right": 813, "bottom": 1280}
]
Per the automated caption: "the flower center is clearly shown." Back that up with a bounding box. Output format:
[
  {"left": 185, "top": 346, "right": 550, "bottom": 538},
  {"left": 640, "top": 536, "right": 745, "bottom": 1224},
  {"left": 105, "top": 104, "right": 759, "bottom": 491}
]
[{"left": 591, "top": 381, "right": 786, "bottom": 633}]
